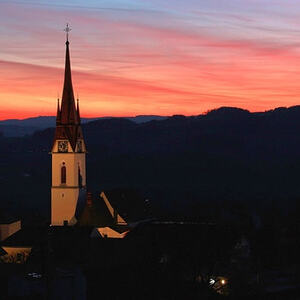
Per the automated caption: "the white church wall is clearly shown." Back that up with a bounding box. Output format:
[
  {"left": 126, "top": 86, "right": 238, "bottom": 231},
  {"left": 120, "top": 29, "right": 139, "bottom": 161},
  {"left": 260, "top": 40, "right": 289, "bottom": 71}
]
[{"left": 51, "top": 188, "right": 79, "bottom": 226}]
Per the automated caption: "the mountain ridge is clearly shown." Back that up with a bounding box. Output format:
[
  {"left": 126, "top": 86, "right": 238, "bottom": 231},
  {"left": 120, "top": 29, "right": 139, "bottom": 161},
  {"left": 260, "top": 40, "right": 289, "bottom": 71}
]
[
  {"left": 0, "top": 115, "right": 167, "bottom": 137},
  {"left": 2, "top": 105, "right": 300, "bottom": 215}
]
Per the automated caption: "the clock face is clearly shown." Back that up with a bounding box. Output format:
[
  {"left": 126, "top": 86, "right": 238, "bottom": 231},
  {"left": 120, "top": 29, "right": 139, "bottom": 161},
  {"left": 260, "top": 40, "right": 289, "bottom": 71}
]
[
  {"left": 58, "top": 141, "right": 68, "bottom": 152},
  {"left": 77, "top": 140, "right": 83, "bottom": 152}
]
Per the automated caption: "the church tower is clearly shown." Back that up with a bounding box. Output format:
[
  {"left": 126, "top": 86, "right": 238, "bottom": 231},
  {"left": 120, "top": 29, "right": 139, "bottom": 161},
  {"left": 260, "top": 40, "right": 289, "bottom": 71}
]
[{"left": 51, "top": 25, "right": 86, "bottom": 226}]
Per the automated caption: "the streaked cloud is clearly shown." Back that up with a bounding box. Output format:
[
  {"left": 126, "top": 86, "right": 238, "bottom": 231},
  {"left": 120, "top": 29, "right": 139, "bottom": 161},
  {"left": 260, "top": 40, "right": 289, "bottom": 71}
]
[{"left": 1, "top": 0, "right": 300, "bottom": 119}]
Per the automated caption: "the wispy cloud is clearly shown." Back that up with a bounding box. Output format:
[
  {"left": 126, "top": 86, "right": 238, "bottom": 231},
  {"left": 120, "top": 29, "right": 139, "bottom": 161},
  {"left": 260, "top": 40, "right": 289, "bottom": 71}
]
[{"left": 1, "top": 0, "right": 300, "bottom": 119}]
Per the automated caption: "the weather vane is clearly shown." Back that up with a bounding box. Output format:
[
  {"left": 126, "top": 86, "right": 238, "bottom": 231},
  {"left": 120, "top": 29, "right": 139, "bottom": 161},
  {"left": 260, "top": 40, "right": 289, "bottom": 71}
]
[{"left": 64, "top": 23, "right": 71, "bottom": 42}]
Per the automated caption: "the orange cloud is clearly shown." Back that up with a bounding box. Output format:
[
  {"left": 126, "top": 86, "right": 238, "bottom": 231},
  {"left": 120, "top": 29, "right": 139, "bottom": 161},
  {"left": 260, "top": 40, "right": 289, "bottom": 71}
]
[{"left": 1, "top": 2, "right": 300, "bottom": 119}]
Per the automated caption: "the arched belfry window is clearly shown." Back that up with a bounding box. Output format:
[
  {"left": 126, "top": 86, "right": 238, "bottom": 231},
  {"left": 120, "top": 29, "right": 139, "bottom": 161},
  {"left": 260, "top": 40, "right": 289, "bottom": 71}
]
[{"left": 61, "top": 162, "right": 66, "bottom": 184}]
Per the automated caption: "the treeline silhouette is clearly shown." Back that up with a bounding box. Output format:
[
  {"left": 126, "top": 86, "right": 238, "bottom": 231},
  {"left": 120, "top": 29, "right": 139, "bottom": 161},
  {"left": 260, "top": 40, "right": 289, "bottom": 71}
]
[{"left": 1, "top": 106, "right": 300, "bottom": 218}]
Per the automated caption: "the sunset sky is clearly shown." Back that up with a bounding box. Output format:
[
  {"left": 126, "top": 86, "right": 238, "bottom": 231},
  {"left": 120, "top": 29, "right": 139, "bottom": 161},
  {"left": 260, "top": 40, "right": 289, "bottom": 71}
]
[{"left": 1, "top": 0, "right": 300, "bottom": 119}]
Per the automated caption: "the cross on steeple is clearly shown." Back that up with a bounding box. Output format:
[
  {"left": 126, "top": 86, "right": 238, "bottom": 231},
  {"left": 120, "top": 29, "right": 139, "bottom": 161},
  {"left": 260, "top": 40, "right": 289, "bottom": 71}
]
[{"left": 64, "top": 23, "right": 71, "bottom": 42}]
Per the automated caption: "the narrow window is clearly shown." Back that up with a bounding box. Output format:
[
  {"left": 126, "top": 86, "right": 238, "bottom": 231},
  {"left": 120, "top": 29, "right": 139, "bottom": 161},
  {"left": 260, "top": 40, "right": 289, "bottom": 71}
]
[
  {"left": 61, "top": 164, "right": 66, "bottom": 184},
  {"left": 78, "top": 166, "right": 82, "bottom": 187}
]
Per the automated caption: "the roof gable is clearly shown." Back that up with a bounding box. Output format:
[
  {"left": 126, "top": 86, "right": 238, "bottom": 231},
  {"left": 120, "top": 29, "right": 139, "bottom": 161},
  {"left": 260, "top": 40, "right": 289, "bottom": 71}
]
[{"left": 101, "top": 189, "right": 150, "bottom": 223}]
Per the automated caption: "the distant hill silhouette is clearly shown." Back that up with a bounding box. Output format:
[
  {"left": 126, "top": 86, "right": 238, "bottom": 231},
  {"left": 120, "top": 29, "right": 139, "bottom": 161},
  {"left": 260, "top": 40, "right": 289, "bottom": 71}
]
[
  {"left": 2, "top": 106, "right": 300, "bottom": 218},
  {"left": 0, "top": 115, "right": 167, "bottom": 137}
]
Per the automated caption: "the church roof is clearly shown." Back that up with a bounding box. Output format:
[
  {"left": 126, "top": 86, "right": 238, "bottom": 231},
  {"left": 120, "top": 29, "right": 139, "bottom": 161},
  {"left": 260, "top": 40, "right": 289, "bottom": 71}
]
[
  {"left": 101, "top": 189, "right": 150, "bottom": 223},
  {"left": 60, "top": 40, "right": 78, "bottom": 125},
  {"left": 75, "top": 188, "right": 150, "bottom": 228}
]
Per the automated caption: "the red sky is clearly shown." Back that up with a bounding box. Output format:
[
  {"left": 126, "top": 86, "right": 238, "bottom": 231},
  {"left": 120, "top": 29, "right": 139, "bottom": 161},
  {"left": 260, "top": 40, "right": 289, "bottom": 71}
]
[{"left": 1, "top": 0, "right": 300, "bottom": 120}]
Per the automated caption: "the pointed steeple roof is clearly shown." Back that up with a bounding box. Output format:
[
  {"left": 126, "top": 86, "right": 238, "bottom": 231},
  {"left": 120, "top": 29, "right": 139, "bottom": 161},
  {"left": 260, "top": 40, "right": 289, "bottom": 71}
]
[
  {"left": 60, "top": 39, "right": 78, "bottom": 125},
  {"left": 52, "top": 26, "right": 85, "bottom": 152}
]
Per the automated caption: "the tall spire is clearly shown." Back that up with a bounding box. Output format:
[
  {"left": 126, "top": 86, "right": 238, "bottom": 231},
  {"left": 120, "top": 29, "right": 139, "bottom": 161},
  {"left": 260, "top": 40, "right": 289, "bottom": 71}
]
[
  {"left": 60, "top": 24, "right": 78, "bottom": 125},
  {"left": 52, "top": 24, "right": 84, "bottom": 152}
]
